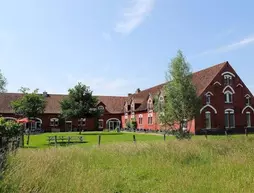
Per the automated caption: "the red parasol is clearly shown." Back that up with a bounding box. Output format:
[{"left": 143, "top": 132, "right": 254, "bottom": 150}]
[{"left": 17, "top": 118, "right": 35, "bottom": 123}]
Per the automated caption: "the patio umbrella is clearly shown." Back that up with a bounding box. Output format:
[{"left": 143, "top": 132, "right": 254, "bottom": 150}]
[{"left": 17, "top": 118, "right": 34, "bottom": 123}]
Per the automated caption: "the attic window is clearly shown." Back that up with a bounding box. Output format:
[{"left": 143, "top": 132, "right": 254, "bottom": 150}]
[
  {"left": 224, "top": 75, "right": 233, "bottom": 86},
  {"left": 98, "top": 106, "right": 105, "bottom": 113},
  {"left": 246, "top": 97, "right": 251, "bottom": 106},
  {"left": 147, "top": 99, "right": 153, "bottom": 111},
  {"left": 159, "top": 96, "right": 164, "bottom": 102}
]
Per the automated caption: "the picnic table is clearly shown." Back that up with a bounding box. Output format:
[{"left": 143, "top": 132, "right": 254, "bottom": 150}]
[{"left": 47, "top": 136, "right": 84, "bottom": 145}]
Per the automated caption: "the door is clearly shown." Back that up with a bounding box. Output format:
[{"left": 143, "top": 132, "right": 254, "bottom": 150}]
[
  {"left": 109, "top": 121, "right": 114, "bottom": 130},
  {"left": 65, "top": 122, "right": 72, "bottom": 132}
]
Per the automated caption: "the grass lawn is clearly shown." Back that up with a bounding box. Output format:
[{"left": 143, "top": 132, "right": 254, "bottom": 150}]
[
  {"left": 2, "top": 136, "right": 254, "bottom": 192},
  {"left": 24, "top": 131, "right": 164, "bottom": 148}
]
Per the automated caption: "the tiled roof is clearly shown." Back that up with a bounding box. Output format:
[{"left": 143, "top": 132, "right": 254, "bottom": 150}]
[
  {"left": 0, "top": 62, "right": 228, "bottom": 115},
  {"left": 0, "top": 93, "right": 127, "bottom": 114},
  {"left": 131, "top": 61, "right": 228, "bottom": 111}
]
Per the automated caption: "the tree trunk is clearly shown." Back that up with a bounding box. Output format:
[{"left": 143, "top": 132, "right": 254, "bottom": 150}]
[{"left": 26, "top": 128, "right": 30, "bottom": 146}]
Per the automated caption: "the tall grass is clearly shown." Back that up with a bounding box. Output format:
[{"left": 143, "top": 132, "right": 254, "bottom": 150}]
[{"left": 1, "top": 138, "right": 254, "bottom": 193}]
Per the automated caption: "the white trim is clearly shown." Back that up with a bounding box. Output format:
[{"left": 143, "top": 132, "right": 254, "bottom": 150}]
[
  {"left": 106, "top": 118, "right": 121, "bottom": 125},
  {"left": 246, "top": 111, "right": 251, "bottom": 114},
  {"left": 205, "top": 91, "right": 214, "bottom": 96},
  {"left": 225, "top": 109, "right": 234, "bottom": 113},
  {"left": 242, "top": 106, "right": 254, "bottom": 114},
  {"left": 237, "top": 83, "right": 243, "bottom": 88},
  {"left": 223, "top": 86, "right": 235, "bottom": 94},
  {"left": 148, "top": 112, "right": 153, "bottom": 117},
  {"left": 245, "top": 94, "right": 251, "bottom": 98},
  {"left": 65, "top": 121, "right": 72, "bottom": 123},
  {"left": 138, "top": 114, "right": 143, "bottom": 118},
  {"left": 222, "top": 71, "right": 235, "bottom": 77},
  {"left": 205, "top": 111, "right": 211, "bottom": 114},
  {"left": 98, "top": 119, "right": 104, "bottom": 128},
  {"left": 200, "top": 105, "right": 218, "bottom": 114},
  {"left": 3, "top": 117, "right": 17, "bottom": 121},
  {"left": 213, "top": 81, "right": 222, "bottom": 86}
]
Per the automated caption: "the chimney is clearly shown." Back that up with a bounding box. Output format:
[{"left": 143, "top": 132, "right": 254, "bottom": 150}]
[
  {"left": 43, "top": 91, "right": 48, "bottom": 97},
  {"left": 135, "top": 88, "right": 141, "bottom": 94}
]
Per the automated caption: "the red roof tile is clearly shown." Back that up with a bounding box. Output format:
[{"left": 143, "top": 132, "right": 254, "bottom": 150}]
[
  {"left": 0, "top": 62, "right": 228, "bottom": 115},
  {"left": 0, "top": 93, "right": 127, "bottom": 114},
  {"left": 131, "top": 61, "right": 228, "bottom": 111}
]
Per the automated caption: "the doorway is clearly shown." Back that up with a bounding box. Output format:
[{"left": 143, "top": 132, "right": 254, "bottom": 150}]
[
  {"left": 65, "top": 121, "right": 72, "bottom": 132},
  {"left": 107, "top": 118, "right": 120, "bottom": 131}
]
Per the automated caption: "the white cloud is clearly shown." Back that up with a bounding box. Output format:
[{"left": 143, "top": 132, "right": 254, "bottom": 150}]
[
  {"left": 114, "top": 0, "right": 155, "bottom": 35},
  {"left": 199, "top": 34, "right": 254, "bottom": 56},
  {"left": 102, "top": 32, "right": 112, "bottom": 41}
]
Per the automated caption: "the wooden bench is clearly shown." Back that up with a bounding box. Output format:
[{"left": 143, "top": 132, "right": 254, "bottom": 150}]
[{"left": 47, "top": 136, "right": 84, "bottom": 145}]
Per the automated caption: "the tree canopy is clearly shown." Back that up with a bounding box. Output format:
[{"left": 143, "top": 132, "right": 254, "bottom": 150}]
[
  {"left": 0, "top": 69, "right": 7, "bottom": 93},
  {"left": 11, "top": 87, "right": 46, "bottom": 118},
  {"left": 156, "top": 50, "right": 201, "bottom": 134},
  {"left": 60, "top": 82, "right": 99, "bottom": 120}
]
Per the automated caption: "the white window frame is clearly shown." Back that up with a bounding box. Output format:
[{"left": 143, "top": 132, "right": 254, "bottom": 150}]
[
  {"left": 98, "top": 119, "right": 104, "bottom": 129},
  {"left": 225, "top": 91, "right": 233, "bottom": 103},
  {"left": 225, "top": 109, "right": 235, "bottom": 129},
  {"left": 98, "top": 105, "right": 105, "bottom": 112},
  {"left": 148, "top": 113, "right": 153, "bottom": 125},
  {"left": 50, "top": 118, "right": 59, "bottom": 127},
  {"left": 246, "top": 112, "right": 251, "bottom": 128},
  {"left": 224, "top": 75, "right": 233, "bottom": 86},
  {"left": 206, "top": 94, "right": 211, "bottom": 104},
  {"left": 205, "top": 111, "right": 211, "bottom": 129}
]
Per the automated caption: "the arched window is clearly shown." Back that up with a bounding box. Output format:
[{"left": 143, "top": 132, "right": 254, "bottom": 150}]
[
  {"left": 138, "top": 114, "right": 143, "bottom": 125},
  {"left": 224, "top": 91, "right": 233, "bottom": 103},
  {"left": 205, "top": 111, "right": 211, "bottom": 129},
  {"left": 98, "top": 106, "right": 105, "bottom": 113},
  {"left": 224, "top": 75, "right": 233, "bottom": 86},
  {"left": 246, "top": 112, "right": 251, "bottom": 128},
  {"left": 50, "top": 118, "right": 59, "bottom": 127},
  {"left": 147, "top": 99, "right": 153, "bottom": 111},
  {"left": 225, "top": 109, "right": 235, "bottom": 129},
  {"left": 148, "top": 113, "right": 153, "bottom": 125},
  {"left": 245, "top": 95, "right": 251, "bottom": 106}
]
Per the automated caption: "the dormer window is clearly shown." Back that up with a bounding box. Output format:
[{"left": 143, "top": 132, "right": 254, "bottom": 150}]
[
  {"left": 159, "top": 96, "right": 164, "bottom": 102},
  {"left": 225, "top": 91, "right": 233, "bottom": 103},
  {"left": 98, "top": 106, "right": 104, "bottom": 113},
  {"left": 147, "top": 99, "right": 153, "bottom": 111},
  {"left": 131, "top": 102, "right": 135, "bottom": 111},
  {"left": 224, "top": 75, "right": 232, "bottom": 86}
]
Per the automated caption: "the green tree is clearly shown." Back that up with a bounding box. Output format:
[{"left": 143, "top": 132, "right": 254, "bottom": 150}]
[
  {"left": 60, "top": 82, "right": 99, "bottom": 134},
  {"left": 11, "top": 88, "right": 46, "bottom": 145},
  {"left": 0, "top": 69, "right": 7, "bottom": 93},
  {"left": 155, "top": 50, "right": 201, "bottom": 139}
]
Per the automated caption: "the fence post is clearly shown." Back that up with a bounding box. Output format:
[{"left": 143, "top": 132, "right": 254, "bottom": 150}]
[
  {"left": 205, "top": 130, "right": 208, "bottom": 140},
  {"left": 98, "top": 135, "right": 101, "bottom": 146},
  {"left": 54, "top": 136, "right": 57, "bottom": 147},
  {"left": 225, "top": 128, "right": 228, "bottom": 139},
  {"left": 133, "top": 135, "right": 136, "bottom": 144},
  {"left": 245, "top": 127, "right": 248, "bottom": 137},
  {"left": 163, "top": 133, "right": 166, "bottom": 141}
]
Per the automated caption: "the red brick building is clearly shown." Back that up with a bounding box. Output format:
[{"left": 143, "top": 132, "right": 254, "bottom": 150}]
[
  {"left": 0, "top": 94, "right": 127, "bottom": 132},
  {"left": 121, "top": 61, "right": 254, "bottom": 134},
  {"left": 0, "top": 61, "right": 253, "bottom": 134}
]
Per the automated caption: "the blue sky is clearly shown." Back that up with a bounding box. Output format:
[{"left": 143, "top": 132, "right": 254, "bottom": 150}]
[{"left": 1, "top": 0, "right": 254, "bottom": 96}]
